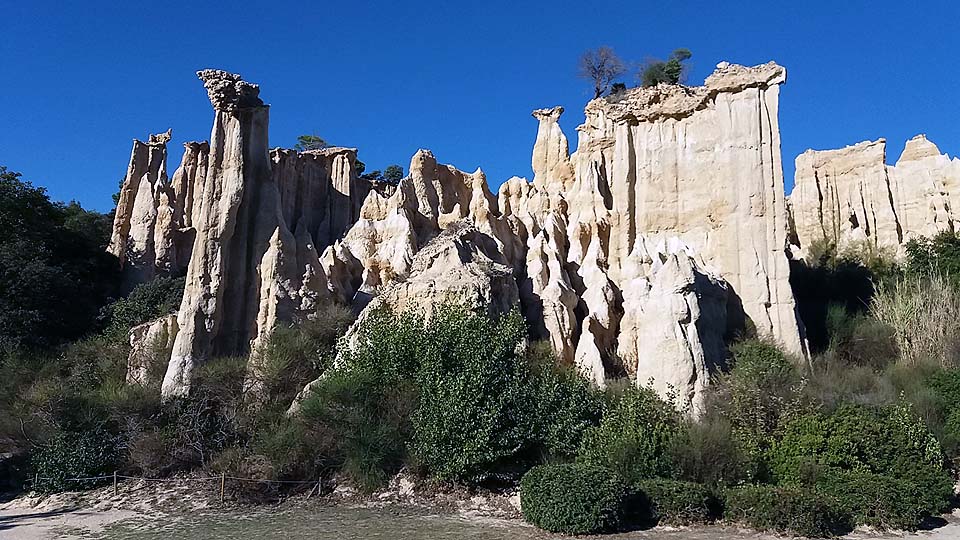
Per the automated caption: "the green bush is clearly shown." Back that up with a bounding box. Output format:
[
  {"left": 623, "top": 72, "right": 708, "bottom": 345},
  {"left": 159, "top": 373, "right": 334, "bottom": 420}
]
[
  {"left": 768, "top": 402, "right": 946, "bottom": 487},
  {"left": 724, "top": 485, "right": 850, "bottom": 537},
  {"left": 32, "top": 428, "right": 120, "bottom": 492},
  {"left": 578, "top": 385, "right": 679, "bottom": 483},
  {"left": 99, "top": 276, "right": 185, "bottom": 342},
  {"left": 300, "top": 368, "right": 413, "bottom": 492},
  {"left": 632, "top": 479, "right": 718, "bottom": 525},
  {"left": 668, "top": 415, "right": 747, "bottom": 487},
  {"left": 528, "top": 350, "right": 603, "bottom": 459},
  {"left": 520, "top": 463, "right": 627, "bottom": 534},
  {"left": 816, "top": 469, "right": 948, "bottom": 530},
  {"left": 717, "top": 340, "right": 806, "bottom": 481}
]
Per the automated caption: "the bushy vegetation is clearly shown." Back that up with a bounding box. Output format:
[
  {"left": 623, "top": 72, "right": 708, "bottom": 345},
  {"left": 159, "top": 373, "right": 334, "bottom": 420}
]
[
  {"left": 632, "top": 479, "right": 718, "bottom": 525},
  {"left": 577, "top": 385, "right": 679, "bottom": 483},
  {"left": 724, "top": 485, "right": 849, "bottom": 537},
  {"left": 520, "top": 463, "right": 627, "bottom": 534}
]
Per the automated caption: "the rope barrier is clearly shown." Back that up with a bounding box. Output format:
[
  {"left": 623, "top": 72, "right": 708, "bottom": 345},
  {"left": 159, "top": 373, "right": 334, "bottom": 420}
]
[{"left": 36, "top": 474, "right": 322, "bottom": 485}]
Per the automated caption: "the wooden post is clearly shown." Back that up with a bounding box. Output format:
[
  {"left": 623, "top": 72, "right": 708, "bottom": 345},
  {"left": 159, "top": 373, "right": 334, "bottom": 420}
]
[
  {"left": 113, "top": 471, "right": 118, "bottom": 496},
  {"left": 220, "top": 472, "right": 225, "bottom": 503},
  {"left": 34, "top": 473, "right": 39, "bottom": 488}
]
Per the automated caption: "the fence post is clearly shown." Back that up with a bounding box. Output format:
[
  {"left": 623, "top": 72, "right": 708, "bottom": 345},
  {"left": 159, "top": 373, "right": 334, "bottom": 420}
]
[
  {"left": 113, "top": 471, "right": 118, "bottom": 496},
  {"left": 220, "top": 472, "right": 225, "bottom": 504},
  {"left": 34, "top": 473, "right": 39, "bottom": 489}
]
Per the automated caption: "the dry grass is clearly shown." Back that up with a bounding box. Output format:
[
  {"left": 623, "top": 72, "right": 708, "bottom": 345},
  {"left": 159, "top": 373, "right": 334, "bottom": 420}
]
[{"left": 871, "top": 273, "right": 960, "bottom": 368}]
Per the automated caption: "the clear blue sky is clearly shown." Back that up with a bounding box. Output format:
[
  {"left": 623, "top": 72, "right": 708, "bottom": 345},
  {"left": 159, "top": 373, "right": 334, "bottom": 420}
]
[{"left": 3, "top": 1, "right": 958, "bottom": 212}]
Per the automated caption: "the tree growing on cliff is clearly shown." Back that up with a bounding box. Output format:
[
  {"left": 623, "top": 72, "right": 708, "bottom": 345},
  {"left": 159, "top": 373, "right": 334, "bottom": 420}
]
[
  {"left": 578, "top": 47, "right": 627, "bottom": 99},
  {"left": 383, "top": 165, "right": 404, "bottom": 184},
  {"left": 294, "top": 134, "right": 328, "bottom": 152},
  {"left": 639, "top": 48, "right": 692, "bottom": 87}
]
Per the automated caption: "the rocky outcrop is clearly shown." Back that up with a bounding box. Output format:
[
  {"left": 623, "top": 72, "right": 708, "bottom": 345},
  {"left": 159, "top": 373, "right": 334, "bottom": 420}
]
[
  {"left": 111, "top": 62, "right": 808, "bottom": 411},
  {"left": 126, "top": 314, "right": 178, "bottom": 387},
  {"left": 159, "top": 70, "right": 369, "bottom": 398},
  {"left": 301, "top": 62, "right": 802, "bottom": 409},
  {"left": 789, "top": 135, "right": 960, "bottom": 257}
]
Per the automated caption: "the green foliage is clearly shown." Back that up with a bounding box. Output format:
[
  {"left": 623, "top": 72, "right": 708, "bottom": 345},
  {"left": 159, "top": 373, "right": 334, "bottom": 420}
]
[
  {"left": 0, "top": 166, "right": 119, "bottom": 349},
  {"left": 529, "top": 356, "right": 604, "bottom": 459},
  {"left": 905, "top": 231, "right": 960, "bottom": 280},
  {"left": 668, "top": 414, "right": 748, "bottom": 487},
  {"left": 872, "top": 273, "right": 960, "bottom": 368},
  {"left": 31, "top": 428, "right": 120, "bottom": 492},
  {"left": 382, "top": 165, "right": 404, "bottom": 184},
  {"left": 719, "top": 340, "right": 806, "bottom": 481},
  {"left": 294, "top": 134, "right": 327, "bottom": 151},
  {"left": 767, "top": 402, "right": 947, "bottom": 490},
  {"left": 723, "top": 485, "right": 850, "bottom": 537},
  {"left": 520, "top": 463, "right": 627, "bottom": 534},
  {"left": 639, "top": 48, "right": 692, "bottom": 87},
  {"left": 633, "top": 479, "right": 718, "bottom": 525},
  {"left": 816, "top": 469, "right": 950, "bottom": 530},
  {"left": 577, "top": 385, "right": 679, "bottom": 484},
  {"left": 409, "top": 308, "right": 532, "bottom": 482},
  {"left": 300, "top": 368, "right": 414, "bottom": 492},
  {"left": 99, "top": 276, "right": 185, "bottom": 342}
]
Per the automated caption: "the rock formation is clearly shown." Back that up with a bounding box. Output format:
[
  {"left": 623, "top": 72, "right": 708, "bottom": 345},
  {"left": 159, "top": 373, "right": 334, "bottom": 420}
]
[
  {"left": 789, "top": 135, "right": 960, "bottom": 258},
  {"left": 158, "top": 70, "right": 371, "bottom": 398},
  {"left": 115, "top": 62, "right": 809, "bottom": 411},
  {"left": 305, "top": 61, "right": 804, "bottom": 410},
  {"left": 126, "top": 314, "right": 178, "bottom": 387}
]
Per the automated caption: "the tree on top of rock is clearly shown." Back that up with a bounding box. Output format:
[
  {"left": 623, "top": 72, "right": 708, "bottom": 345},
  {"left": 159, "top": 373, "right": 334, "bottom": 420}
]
[
  {"left": 578, "top": 47, "right": 627, "bottom": 99},
  {"left": 383, "top": 165, "right": 404, "bottom": 184},
  {"left": 639, "top": 48, "right": 692, "bottom": 87},
  {"left": 295, "top": 134, "right": 328, "bottom": 152}
]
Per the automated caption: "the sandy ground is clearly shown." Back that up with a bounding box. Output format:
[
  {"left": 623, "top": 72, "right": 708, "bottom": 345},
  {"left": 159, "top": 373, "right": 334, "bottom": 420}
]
[{"left": 3, "top": 481, "right": 960, "bottom": 540}]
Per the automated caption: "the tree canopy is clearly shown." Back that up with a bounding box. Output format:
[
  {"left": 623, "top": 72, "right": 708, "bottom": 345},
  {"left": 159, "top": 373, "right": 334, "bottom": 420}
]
[
  {"left": 639, "top": 48, "right": 692, "bottom": 87},
  {"left": 578, "top": 47, "right": 627, "bottom": 99},
  {"left": 294, "top": 134, "right": 328, "bottom": 152},
  {"left": 0, "top": 166, "right": 119, "bottom": 349}
]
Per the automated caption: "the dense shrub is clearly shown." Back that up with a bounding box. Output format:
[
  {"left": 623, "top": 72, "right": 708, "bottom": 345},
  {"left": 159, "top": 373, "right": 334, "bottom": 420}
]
[
  {"left": 905, "top": 231, "right": 960, "bottom": 280},
  {"left": 767, "top": 402, "right": 946, "bottom": 487},
  {"left": 816, "top": 469, "right": 946, "bottom": 530},
  {"left": 32, "top": 428, "right": 120, "bottom": 492},
  {"left": 724, "top": 485, "right": 850, "bottom": 537},
  {"left": 632, "top": 479, "right": 718, "bottom": 525},
  {"left": 717, "top": 340, "right": 806, "bottom": 481},
  {"left": 527, "top": 349, "right": 603, "bottom": 459},
  {"left": 578, "top": 385, "right": 679, "bottom": 483},
  {"left": 300, "top": 368, "right": 413, "bottom": 492},
  {"left": 99, "top": 277, "right": 185, "bottom": 342},
  {"left": 409, "top": 308, "right": 533, "bottom": 482},
  {"left": 520, "top": 463, "right": 627, "bottom": 534},
  {"left": 668, "top": 415, "right": 747, "bottom": 487}
]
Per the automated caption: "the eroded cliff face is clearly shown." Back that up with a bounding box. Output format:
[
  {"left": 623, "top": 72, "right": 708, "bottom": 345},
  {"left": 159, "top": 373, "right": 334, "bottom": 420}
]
[
  {"left": 158, "top": 70, "right": 370, "bottom": 398},
  {"left": 116, "top": 63, "right": 808, "bottom": 412},
  {"left": 789, "top": 135, "right": 960, "bottom": 257},
  {"left": 305, "top": 62, "right": 802, "bottom": 411}
]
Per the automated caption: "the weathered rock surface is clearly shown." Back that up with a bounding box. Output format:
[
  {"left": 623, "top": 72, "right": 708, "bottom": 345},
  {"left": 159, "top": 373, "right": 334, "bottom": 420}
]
[
  {"left": 789, "top": 135, "right": 960, "bottom": 257},
  {"left": 159, "top": 70, "right": 370, "bottom": 398},
  {"left": 116, "top": 62, "right": 809, "bottom": 411},
  {"left": 300, "top": 62, "right": 802, "bottom": 409},
  {"left": 126, "top": 314, "right": 178, "bottom": 387}
]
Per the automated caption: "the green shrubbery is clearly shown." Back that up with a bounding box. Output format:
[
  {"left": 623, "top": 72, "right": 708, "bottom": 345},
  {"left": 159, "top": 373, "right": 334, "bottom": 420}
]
[
  {"left": 632, "top": 479, "right": 717, "bottom": 525},
  {"left": 578, "top": 385, "right": 679, "bottom": 483},
  {"left": 31, "top": 428, "right": 120, "bottom": 492},
  {"left": 724, "top": 485, "right": 849, "bottom": 537},
  {"left": 816, "top": 470, "right": 942, "bottom": 530},
  {"left": 520, "top": 463, "right": 627, "bottom": 534}
]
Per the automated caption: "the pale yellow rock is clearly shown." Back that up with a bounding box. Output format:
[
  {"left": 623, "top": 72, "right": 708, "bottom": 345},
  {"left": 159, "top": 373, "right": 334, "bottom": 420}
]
[
  {"left": 789, "top": 134, "right": 960, "bottom": 258},
  {"left": 126, "top": 314, "right": 178, "bottom": 387}
]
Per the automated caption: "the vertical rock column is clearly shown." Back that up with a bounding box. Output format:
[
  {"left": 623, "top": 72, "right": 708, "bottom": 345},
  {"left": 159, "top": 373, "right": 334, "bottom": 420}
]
[{"left": 162, "top": 69, "right": 297, "bottom": 398}]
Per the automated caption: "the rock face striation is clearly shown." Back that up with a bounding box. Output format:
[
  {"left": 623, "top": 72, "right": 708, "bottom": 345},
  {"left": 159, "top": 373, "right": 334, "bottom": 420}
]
[
  {"left": 155, "top": 70, "right": 372, "bottom": 397},
  {"left": 119, "top": 63, "right": 808, "bottom": 411},
  {"left": 789, "top": 135, "right": 960, "bottom": 258}
]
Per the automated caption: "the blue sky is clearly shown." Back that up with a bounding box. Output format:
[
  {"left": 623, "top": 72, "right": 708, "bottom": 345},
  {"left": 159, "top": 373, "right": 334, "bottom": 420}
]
[{"left": 3, "top": 1, "right": 958, "bottom": 212}]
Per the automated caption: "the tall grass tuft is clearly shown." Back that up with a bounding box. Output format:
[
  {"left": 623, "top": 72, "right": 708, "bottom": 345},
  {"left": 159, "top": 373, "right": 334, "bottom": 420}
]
[{"left": 871, "top": 273, "right": 960, "bottom": 368}]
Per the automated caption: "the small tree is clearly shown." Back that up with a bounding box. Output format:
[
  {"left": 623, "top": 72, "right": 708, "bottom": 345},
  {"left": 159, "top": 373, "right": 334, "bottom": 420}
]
[
  {"left": 382, "top": 165, "right": 404, "bottom": 184},
  {"left": 294, "top": 134, "right": 328, "bottom": 152},
  {"left": 639, "top": 48, "right": 692, "bottom": 87},
  {"left": 578, "top": 47, "right": 626, "bottom": 99}
]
